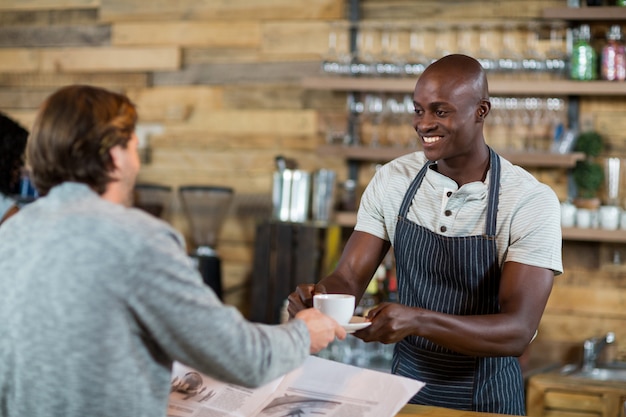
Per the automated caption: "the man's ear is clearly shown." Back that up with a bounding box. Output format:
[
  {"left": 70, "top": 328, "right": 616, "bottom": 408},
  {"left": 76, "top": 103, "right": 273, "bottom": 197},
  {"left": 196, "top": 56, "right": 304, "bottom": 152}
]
[
  {"left": 107, "top": 145, "right": 122, "bottom": 180},
  {"left": 476, "top": 100, "right": 491, "bottom": 121}
]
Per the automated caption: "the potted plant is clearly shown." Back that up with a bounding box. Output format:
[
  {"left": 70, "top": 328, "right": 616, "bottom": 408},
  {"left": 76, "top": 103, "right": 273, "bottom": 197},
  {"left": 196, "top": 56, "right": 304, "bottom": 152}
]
[{"left": 572, "top": 130, "right": 605, "bottom": 209}]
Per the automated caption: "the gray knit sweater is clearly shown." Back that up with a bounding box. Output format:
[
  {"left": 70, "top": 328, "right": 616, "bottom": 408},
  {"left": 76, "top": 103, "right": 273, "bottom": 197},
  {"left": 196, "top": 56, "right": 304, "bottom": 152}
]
[{"left": 0, "top": 182, "right": 309, "bottom": 417}]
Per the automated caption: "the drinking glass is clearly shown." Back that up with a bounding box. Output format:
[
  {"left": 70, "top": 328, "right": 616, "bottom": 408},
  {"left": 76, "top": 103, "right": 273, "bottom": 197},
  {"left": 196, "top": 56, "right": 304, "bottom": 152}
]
[
  {"left": 378, "top": 23, "right": 405, "bottom": 76},
  {"left": 361, "top": 93, "right": 384, "bottom": 147},
  {"left": 476, "top": 22, "right": 499, "bottom": 72},
  {"left": 355, "top": 21, "right": 381, "bottom": 76},
  {"left": 405, "top": 24, "right": 430, "bottom": 76},
  {"left": 545, "top": 21, "right": 568, "bottom": 79},
  {"left": 322, "top": 21, "right": 351, "bottom": 75},
  {"left": 456, "top": 23, "right": 477, "bottom": 56},
  {"left": 499, "top": 22, "right": 523, "bottom": 77},
  {"left": 522, "top": 21, "right": 546, "bottom": 78}
]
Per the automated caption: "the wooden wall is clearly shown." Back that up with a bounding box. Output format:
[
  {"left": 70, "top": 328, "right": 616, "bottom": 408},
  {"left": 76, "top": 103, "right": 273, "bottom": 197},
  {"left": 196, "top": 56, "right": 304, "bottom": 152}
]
[{"left": 1, "top": 0, "right": 625, "bottom": 366}]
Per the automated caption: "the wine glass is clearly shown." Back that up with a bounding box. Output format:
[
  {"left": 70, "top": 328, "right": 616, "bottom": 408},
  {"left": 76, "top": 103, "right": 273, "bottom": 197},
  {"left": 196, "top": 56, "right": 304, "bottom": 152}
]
[
  {"left": 405, "top": 24, "right": 430, "bottom": 76},
  {"left": 521, "top": 21, "right": 546, "bottom": 79},
  {"left": 476, "top": 22, "right": 499, "bottom": 72},
  {"left": 545, "top": 21, "right": 568, "bottom": 79},
  {"left": 322, "top": 20, "right": 351, "bottom": 75},
  {"left": 361, "top": 93, "right": 384, "bottom": 147},
  {"left": 499, "top": 22, "right": 523, "bottom": 77}
]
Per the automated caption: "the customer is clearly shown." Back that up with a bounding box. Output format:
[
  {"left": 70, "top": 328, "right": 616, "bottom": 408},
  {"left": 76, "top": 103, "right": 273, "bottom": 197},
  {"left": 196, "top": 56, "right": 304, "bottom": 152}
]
[
  {"left": 0, "top": 85, "right": 345, "bottom": 417},
  {"left": 0, "top": 112, "right": 28, "bottom": 225},
  {"left": 289, "top": 54, "right": 562, "bottom": 415}
]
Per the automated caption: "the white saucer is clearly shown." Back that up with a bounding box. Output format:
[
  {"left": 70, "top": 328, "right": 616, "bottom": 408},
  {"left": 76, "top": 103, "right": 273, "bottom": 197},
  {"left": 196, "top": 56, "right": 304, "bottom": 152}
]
[{"left": 342, "top": 316, "right": 371, "bottom": 333}]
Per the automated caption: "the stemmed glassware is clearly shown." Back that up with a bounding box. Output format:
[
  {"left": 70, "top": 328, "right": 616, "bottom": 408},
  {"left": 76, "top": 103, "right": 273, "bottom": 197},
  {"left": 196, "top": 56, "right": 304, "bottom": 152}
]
[
  {"left": 476, "top": 22, "right": 499, "bottom": 72},
  {"left": 361, "top": 93, "right": 384, "bottom": 147},
  {"left": 522, "top": 21, "right": 546, "bottom": 78},
  {"left": 322, "top": 21, "right": 351, "bottom": 75},
  {"left": 545, "top": 21, "right": 568, "bottom": 79},
  {"left": 499, "top": 22, "right": 523, "bottom": 77},
  {"left": 405, "top": 24, "right": 430, "bottom": 76},
  {"left": 355, "top": 21, "right": 381, "bottom": 76}
]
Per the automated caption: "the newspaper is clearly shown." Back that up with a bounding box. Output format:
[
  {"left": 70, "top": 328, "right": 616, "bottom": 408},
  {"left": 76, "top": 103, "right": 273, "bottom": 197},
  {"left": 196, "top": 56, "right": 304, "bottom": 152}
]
[{"left": 167, "top": 355, "right": 425, "bottom": 417}]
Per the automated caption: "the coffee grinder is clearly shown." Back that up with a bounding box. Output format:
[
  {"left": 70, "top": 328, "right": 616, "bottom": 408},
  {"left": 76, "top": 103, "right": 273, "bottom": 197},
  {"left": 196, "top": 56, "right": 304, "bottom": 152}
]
[{"left": 179, "top": 185, "right": 234, "bottom": 300}]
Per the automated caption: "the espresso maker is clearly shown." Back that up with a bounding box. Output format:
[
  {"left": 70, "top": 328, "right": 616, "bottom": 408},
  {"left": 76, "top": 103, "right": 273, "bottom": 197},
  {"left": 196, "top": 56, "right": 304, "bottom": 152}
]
[{"left": 179, "top": 185, "right": 234, "bottom": 300}]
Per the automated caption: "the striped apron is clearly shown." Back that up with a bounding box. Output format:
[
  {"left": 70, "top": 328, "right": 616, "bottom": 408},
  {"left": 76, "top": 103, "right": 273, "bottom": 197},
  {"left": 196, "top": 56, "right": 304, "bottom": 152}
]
[{"left": 392, "top": 148, "right": 525, "bottom": 415}]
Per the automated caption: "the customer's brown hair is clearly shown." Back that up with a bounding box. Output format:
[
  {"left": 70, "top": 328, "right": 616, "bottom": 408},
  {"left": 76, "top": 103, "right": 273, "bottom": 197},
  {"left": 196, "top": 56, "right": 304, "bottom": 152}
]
[{"left": 27, "top": 85, "right": 138, "bottom": 196}]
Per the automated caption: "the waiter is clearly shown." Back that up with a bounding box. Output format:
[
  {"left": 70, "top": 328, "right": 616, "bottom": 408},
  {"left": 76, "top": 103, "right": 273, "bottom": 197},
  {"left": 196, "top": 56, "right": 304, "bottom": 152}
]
[{"left": 289, "top": 54, "right": 563, "bottom": 415}]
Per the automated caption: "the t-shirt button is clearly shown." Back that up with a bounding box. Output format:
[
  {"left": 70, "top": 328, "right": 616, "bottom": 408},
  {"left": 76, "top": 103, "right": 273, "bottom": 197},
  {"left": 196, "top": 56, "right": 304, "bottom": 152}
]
[
  {"left": 444, "top": 210, "right": 452, "bottom": 216},
  {"left": 446, "top": 191, "right": 452, "bottom": 197},
  {"left": 440, "top": 226, "right": 447, "bottom": 233}
]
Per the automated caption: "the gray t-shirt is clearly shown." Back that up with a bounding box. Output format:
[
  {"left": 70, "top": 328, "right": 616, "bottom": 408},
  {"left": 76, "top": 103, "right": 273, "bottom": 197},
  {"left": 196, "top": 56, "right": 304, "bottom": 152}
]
[
  {"left": 357, "top": 151, "right": 563, "bottom": 274},
  {"left": 0, "top": 182, "right": 309, "bottom": 417}
]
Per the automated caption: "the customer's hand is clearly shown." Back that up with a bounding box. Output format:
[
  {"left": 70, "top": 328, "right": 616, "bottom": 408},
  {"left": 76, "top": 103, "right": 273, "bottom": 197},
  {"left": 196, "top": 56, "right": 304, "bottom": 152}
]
[{"left": 295, "top": 308, "right": 346, "bottom": 354}]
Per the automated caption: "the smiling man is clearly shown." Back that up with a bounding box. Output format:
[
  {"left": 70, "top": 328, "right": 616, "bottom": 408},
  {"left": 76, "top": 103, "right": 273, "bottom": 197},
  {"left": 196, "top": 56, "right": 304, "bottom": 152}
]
[{"left": 289, "top": 54, "right": 563, "bottom": 415}]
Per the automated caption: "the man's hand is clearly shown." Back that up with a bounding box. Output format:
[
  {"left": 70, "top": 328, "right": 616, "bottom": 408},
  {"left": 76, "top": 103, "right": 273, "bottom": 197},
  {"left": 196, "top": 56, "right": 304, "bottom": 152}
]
[
  {"left": 287, "top": 283, "right": 327, "bottom": 318},
  {"left": 295, "top": 308, "right": 346, "bottom": 354},
  {"left": 354, "top": 302, "right": 419, "bottom": 344}
]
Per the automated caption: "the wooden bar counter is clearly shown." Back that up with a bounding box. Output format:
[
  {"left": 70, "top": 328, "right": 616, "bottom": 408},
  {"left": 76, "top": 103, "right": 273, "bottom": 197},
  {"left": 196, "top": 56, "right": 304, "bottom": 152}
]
[{"left": 397, "top": 405, "right": 511, "bottom": 417}]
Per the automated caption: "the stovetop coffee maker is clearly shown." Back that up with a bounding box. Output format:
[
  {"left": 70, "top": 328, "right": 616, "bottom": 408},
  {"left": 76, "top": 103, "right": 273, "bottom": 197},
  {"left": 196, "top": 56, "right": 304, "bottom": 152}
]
[{"left": 179, "top": 185, "right": 234, "bottom": 300}]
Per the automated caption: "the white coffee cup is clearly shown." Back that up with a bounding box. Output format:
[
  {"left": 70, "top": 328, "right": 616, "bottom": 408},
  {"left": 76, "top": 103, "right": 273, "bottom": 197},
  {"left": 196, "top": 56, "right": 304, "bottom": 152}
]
[
  {"left": 313, "top": 294, "right": 355, "bottom": 325},
  {"left": 576, "top": 208, "right": 592, "bottom": 228},
  {"left": 599, "top": 205, "right": 621, "bottom": 230},
  {"left": 560, "top": 202, "right": 577, "bottom": 228}
]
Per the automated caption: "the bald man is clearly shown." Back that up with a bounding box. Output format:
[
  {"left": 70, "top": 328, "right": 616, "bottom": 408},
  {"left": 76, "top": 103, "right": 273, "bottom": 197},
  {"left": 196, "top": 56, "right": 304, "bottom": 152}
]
[{"left": 289, "top": 54, "right": 562, "bottom": 415}]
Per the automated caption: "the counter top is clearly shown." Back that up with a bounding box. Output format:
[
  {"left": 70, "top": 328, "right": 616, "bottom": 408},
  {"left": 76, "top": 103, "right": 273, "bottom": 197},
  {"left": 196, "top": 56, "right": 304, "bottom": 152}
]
[{"left": 397, "top": 405, "right": 511, "bottom": 417}]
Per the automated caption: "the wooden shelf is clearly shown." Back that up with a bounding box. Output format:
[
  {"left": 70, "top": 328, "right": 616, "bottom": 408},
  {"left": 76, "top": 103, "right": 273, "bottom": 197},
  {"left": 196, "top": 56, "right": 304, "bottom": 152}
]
[
  {"left": 302, "top": 76, "right": 626, "bottom": 96},
  {"left": 542, "top": 6, "right": 626, "bottom": 21},
  {"left": 561, "top": 227, "right": 626, "bottom": 243},
  {"left": 317, "top": 145, "right": 585, "bottom": 168},
  {"left": 333, "top": 214, "right": 626, "bottom": 243}
]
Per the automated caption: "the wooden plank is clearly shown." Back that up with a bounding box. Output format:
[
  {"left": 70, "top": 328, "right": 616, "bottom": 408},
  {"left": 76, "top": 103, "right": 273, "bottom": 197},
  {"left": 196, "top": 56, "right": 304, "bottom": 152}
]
[
  {"left": 0, "top": 49, "right": 39, "bottom": 72},
  {"left": 39, "top": 47, "right": 180, "bottom": 72},
  {"left": 183, "top": 48, "right": 263, "bottom": 65},
  {"left": 261, "top": 22, "right": 328, "bottom": 57},
  {"left": 153, "top": 62, "right": 320, "bottom": 86},
  {"left": 112, "top": 21, "right": 260, "bottom": 47},
  {"left": 0, "top": 25, "right": 110, "bottom": 47},
  {"left": 0, "top": 47, "right": 181, "bottom": 73},
  {"left": 100, "top": 0, "right": 343, "bottom": 22},
  {"left": 0, "top": 9, "right": 98, "bottom": 26},
  {"left": 302, "top": 77, "right": 626, "bottom": 96},
  {"left": 538, "top": 313, "right": 626, "bottom": 346},
  {"left": 0, "top": 0, "right": 99, "bottom": 11},
  {"left": 543, "top": 6, "right": 626, "bottom": 21},
  {"left": 0, "top": 88, "right": 55, "bottom": 109},
  {"left": 0, "top": 72, "right": 148, "bottom": 89},
  {"left": 165, "top": 109, "right": 317, "bottom": 136},
  {"left": 222, "top": 85, "right": 306, "bottom": 110},
  {"left": 546, "top": 285, "right": 626, "bottom": 318},
  {"left": 125, "top": 86, "right": 223, "bottom": 122},
  {"left": 544, "top": 390, "right": 604, "bottom": 413},
  {"left": 361, "top": 0, "right": 563, "bottom": 20}
]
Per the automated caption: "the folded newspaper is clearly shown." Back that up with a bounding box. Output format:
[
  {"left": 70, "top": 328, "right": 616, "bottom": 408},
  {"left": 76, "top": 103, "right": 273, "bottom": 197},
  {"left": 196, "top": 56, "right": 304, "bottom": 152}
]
[{"left": 168, "top": 355, "right": 425, "bottom": 417}]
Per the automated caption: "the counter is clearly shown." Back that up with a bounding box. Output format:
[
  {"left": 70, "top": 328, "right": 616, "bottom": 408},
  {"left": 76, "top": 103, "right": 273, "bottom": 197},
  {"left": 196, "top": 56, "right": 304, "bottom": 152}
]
[{"left": 397, "top": 405, "right": 512, "bottom": 417}]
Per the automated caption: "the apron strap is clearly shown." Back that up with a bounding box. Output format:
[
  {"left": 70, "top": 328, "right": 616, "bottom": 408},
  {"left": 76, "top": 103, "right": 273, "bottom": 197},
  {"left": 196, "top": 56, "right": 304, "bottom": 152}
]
[
  {"left": 485, "top": 147, "right": 500, "bottom": 237},
  {"left": 397, "top": 147, "right": 501, "bottom": 237}
]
